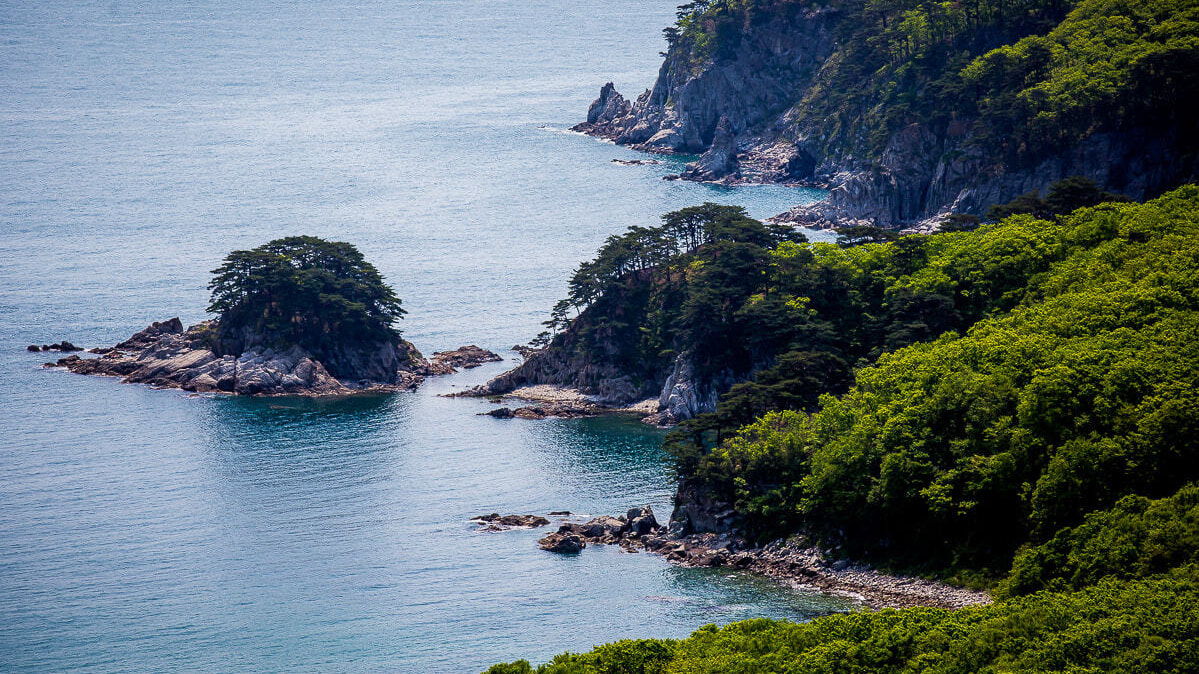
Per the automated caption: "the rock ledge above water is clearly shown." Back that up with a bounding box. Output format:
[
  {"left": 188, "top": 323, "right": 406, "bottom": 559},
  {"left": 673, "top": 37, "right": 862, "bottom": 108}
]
[{"left": 41, "top": 318, "right": 497, "bottom": 397}]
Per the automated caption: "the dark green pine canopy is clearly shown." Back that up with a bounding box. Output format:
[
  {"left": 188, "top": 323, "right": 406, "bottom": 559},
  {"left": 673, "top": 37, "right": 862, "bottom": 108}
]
[{"left": 207, "top": 236, "right": 405, "bottom": 353}]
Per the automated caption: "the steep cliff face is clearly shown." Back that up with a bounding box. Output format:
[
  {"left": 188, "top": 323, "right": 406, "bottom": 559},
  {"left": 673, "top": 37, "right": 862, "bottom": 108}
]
[
  {"left": 774, "top": 124, "right": 1199, "bottom": 231},
  {"left": 576, "top": 0, "right": 1199, "bottom": 229},
  {"left": 481, "top": 340, "right": 742, "bottom": 422},
  {"left": 573, "top": 4, "right": 839, "bottom": 163}
]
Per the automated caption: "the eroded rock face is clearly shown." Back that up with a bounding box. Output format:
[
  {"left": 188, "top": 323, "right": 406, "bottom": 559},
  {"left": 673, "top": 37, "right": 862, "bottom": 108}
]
[
  {"left": 575, "top": 5, "right": 1196, "bottom": 228},
  {"left": 478, "top": 340, "right": 738, "bottom": 425},
  {"left": 46, "top": 318, "right": 434, "bottom": 396},
  {"left": 572, "top": 82, "right": 633, "bottom": 138},
  {"left": 669, "top": 478, "right": 740, "bottom": 535},
  {"left": 477, "top": 331, "right": 657, "bottom": 407},
  {"left": 679, "top": 116, "right": 740, "bottom": 182},
  {"left": 657, "top": 353, "right": 739, "bottom": 422},
  {"left": 572, "top": 6, "right": 840, "bottom": 160}
]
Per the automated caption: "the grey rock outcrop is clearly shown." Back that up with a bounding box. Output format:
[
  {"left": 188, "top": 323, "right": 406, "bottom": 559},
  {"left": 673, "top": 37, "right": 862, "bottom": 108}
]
[
  {"left": 572, "top": 5, "right": 840, "bottom": 162},
  {"left": 669, "top": 478, "right": 740, "bottom": 535},
  {"left": 626, "top": 506, "right": 660, "bottom": 536},
  {"left": 657, "top": 353, "right": 738, "bottom": 422},
  {"left": 477, "top": 330, "right": 657, "bottom": 406},
  {"left": 428, "top": 345, "right": 503, "bottom": 374},
  {"left": 772, "top": 124, "right": 1195, "bottom": 230},
  {"left": 573, "top": 82, "right": 633, "bottom": 138},
  {"left": 679, "top": 116, "right": 740, "bottom": 182},
  {"left": 472, "top": 514, "right": 550, "bottom": 529},
  {"left": 48, "top": 318, "right": 434, "bottom": 396}
]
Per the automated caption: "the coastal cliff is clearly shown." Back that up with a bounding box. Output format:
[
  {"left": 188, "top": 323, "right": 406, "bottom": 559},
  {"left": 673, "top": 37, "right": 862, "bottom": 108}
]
[{"left": 576, "top": 0, "right": 1199, "bottom": 229}]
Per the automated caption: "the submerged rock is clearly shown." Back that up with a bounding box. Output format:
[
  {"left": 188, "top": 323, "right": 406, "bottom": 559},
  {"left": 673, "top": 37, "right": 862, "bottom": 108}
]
[{"left": 611, "top": 158, "right": 662, "bottom": 166}]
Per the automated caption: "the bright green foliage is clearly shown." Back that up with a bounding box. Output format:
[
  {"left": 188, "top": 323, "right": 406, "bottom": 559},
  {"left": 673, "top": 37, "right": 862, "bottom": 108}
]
[
  {"left": 487, "top": 567, "right": 1199, "bottom": 673},
  {"left": 207, "top": 236, "right": 404, "bottom": 354},
  {"left": 544, "top": 201, "right": 1018, "bottom": 423},
  {"left": 683, "top": 187, "right": 1199, "bottom": 572},
  {"left": 1000, "top": 483, "right": 1199, "bottom": 597}
]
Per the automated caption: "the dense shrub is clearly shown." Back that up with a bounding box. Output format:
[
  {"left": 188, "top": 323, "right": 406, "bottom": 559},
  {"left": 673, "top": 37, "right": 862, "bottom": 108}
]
[{"left": 487, "top": 567, "right": 1199, "bottom": 673}]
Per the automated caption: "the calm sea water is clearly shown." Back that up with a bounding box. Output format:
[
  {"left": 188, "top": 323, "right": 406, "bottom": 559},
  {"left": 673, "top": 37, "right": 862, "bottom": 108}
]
[{"left": 0, "top": 1, "right": 840, "bottom": 671}]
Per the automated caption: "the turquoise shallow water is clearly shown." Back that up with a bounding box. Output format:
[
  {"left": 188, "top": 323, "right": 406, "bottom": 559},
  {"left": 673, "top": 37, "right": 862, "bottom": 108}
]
[{"left": 0, "top": 1, "right": 844, "bottom": 671}]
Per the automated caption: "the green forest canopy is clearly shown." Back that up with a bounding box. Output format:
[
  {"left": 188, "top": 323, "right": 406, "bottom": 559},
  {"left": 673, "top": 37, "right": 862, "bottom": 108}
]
[{"left": 680, "top": 187, "right": 1199, "bottom": 574}]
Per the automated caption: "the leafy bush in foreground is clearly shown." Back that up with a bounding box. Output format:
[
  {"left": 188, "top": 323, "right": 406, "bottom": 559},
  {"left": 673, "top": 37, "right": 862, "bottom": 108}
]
[
  {"left": 1000, "top": 482, "right": 1199, "bottom": 598},
  {"left": 487, "top": 567, "right": 1199, "bottom": 673}
]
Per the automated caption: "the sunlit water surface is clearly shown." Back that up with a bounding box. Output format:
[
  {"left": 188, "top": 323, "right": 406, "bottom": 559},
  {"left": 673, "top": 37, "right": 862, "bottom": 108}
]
[{"left": 0, "top": 1, "right": 843, "bottom": 671}]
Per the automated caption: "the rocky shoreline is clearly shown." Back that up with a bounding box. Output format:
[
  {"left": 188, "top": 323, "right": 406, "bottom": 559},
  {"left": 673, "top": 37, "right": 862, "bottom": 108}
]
[
  {"left": 40, "top": 318, "right": 501, "bottom": 397},
  {"left": 471, "top": 336, "right": 736, "bottom": 425},
  {"left": 485, "top": 507, "right": 990, "bottom": 610},
  {"left": 472, "top": 384, "right": 665, "bottom": 423}
]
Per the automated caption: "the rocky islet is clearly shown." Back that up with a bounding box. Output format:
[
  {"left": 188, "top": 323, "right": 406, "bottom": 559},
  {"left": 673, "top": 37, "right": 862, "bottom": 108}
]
[{"left": 42, "top": 318, "right": 501, "bottom": 397}]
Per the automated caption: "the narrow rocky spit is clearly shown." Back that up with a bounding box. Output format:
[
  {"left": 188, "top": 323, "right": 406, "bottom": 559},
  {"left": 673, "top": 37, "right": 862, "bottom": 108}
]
[
  {"left": 510, "top": 506, "right": 990, "bottom": 610},
  {"left": 475, "top": 384, "right": 663, "bottom": 423},
  {"left": 39, "top": 318, "right": 501, "bottom": 396}
]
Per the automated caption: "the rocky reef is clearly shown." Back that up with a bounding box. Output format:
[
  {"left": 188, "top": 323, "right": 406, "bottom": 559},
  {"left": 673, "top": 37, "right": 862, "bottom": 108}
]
[{"left": 43, "top": 318, "right": 499, "bottom": 396}]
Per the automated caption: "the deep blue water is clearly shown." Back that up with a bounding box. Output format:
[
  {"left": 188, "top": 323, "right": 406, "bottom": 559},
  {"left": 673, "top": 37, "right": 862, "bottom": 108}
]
[{"left": 0, "top": 1, "right": 841, "bottom": 671}]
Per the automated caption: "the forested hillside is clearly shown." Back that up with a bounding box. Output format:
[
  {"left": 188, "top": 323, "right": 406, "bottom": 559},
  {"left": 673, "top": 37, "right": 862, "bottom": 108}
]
[
  {"left": 672, "top": 187, "right": 1199, "bottom": 576},
  {"left": 487, "top": 187, "right": 1199, "bottom": 672}
]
